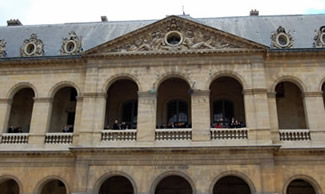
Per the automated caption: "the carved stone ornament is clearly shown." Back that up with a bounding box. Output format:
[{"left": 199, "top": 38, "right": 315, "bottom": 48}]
[
  {"left": 105, "top": 17, "right": 251, "bottom": 53},
  {"left": 313, "top": 26, "right": 325, "bottom": 48},
  {"left": 60, "top": 31, "right": 83, "bottom": 55},
  {"left": 271, "top": 26, "right": 293, "bottom": 48},
  {"left": 0, "top": 40, "right": 6, "bottom": 57},
  {"left": 20, "top": 34, "right": 44, "bottom": 57}
]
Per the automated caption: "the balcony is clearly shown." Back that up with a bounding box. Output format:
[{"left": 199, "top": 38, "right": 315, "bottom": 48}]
[
  {"left": 101, "top": 130, "right": 137, "bottom": 141},
  {"left": 279, "top": 129, "right": 311, "bottom": 141},
  {"left": 155, "top": 128, "right": 192, "bottom": 141},
  {"left": 44, "top": 133, "right": 73, "bottom": 144},
  {"left": 0, "top": 133, "right": 29, "bottom": 144},
  {"left": 210, "top": 128, "right": 248, "bottom": 140}
]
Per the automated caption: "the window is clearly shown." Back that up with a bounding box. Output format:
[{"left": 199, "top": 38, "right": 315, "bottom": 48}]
[
  {"left": 122, "top": 100, "right": 138, "bottom": 128},
  {"left": 213, "top": 99, "right": 234, "bottom": 127},
  {"left": 167, "top": 99, "right": 188, "bottom": 124}
]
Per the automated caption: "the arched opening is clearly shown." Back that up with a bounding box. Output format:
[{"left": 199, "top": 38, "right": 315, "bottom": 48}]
[
  {"left": 7, "top": 88, "right": 34, "bottom": 133},
  {"left": 322, "top": 83, "right": 325, "bottom": 109},
  {"left": 99, "top": 175, "right": 134, "bottom": 194},
  {"left": 0, "top": 179, "right": 20, "bottom": 194},
  {"left": 210, "top": 77, "right": 245, "bottom": 128},
  {"left": 275, "top": 82, "right": 307, "bottom": 129},
  {"left": 156, "top": 78, "right": 191, "bottom": 128},
  {"left": 213, "top": 176, "right": 251, "bottom": 194},
  {"left": 49, "top": 87, "right": 77, "bottom": 132},
  {"left": 105, "top": 79, "right": 138, "bottom": 129},
  {"left": 40, "top": 179, "right": 67, "bottom": 194},
  {"left": 287, "top": 179, "right": 316, "bottom": 194},
  {"left": 155, "top": 175, "right": 192, "bottom": 194}
]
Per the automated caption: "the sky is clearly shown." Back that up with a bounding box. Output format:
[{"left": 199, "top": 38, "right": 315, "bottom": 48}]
[{"left": 0, "top": 0, "right": 325, "bottom": 26}]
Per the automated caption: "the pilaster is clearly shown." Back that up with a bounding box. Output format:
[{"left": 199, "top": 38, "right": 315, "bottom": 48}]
[
  {"left": 267, "top": 92, "right": 279, "bottom": 143},
  {"left": 0, "top": 98, "right": 12, "bottom": 133},
  {"left": 191, "top": 90, "right": 210, "bottom": 141}
]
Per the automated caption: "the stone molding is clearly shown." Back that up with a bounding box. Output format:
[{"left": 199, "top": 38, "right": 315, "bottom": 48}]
[
  {"left": 191, "top": 89, "right": 210, "bottom": 96},
  {"left": 0, "top": 98, "right": 12, "bottom": 105},
  {"left": 243, "top": 88, "right": 267, "bottom": 95},
  {"left": 0, "top": 39, "right": 6, "bottom": 57},
  {"left": 20, "top": 34, "right": 44, "bottom": 57},
  {"left": 82, "top": 92, "right": 107, "bottom": 98},
  {"left": 267, "top": 92, "right": 276, "bottom": 98},
  {"left": 303, "top": 92, "right": 323, "bottom": 97},
  {"left": 138, "top": 91, "right": 157, "bottom": 98},
  {"left": 33, "top": 97, "right": 53, "bottom": 103}
]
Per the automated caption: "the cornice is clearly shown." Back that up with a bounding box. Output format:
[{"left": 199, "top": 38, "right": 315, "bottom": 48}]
[{"left": 0, "top": 55, "right": 85, "bottom": 65}]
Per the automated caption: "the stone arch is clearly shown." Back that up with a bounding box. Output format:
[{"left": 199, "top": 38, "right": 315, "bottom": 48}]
[
  {"left": 0, "top": 175, "right": 23, "bottom": 194},
  {"left": 206, "top": 70, "right": 248, "bottom": 91},
  {"left": 104, "top": 73, "right": 141, "bottom": 93},
  {"left": 210, "top": 171, "right": 256, "bottom": 194},
  {"left": 271, "top": 75, "right": 307, "bottom": 93},
  {"left": 34, "top": 175, "right": 70, "bottom": 194},
  {"left": 154, "top": 72, "right": 192, "bottom": 90},
  {"left": 150, "top": 171, "right": 196, "bottom": 194},
  {"left": 6, "top": 82, "right": 38, "bottom": 99},
  {"left": 318, "top": 77, "right": 325, "bottom": 92},
  {"left": 48, "top": 81, "right": 81, "bottom": 98},
  {"left": 93, "top": 171, "right": 137, "bottom": 194},
  {"left": 283, "top": 175, "right": 322, "bottom": 194}
]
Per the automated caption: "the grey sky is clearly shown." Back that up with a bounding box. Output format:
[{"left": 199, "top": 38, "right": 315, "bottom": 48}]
[{"left": 0, "top": 0, "right": 325, "bottom": 26}]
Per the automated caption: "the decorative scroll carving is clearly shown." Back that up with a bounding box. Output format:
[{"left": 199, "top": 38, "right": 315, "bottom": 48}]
[
  {"left": 271, "top": 26, "right": 293, "bottom": 48},
  {"left": 107, "top": 18, "right": 246, "bottom": 52},
  {"left": 0, "top": 40, "right": 6, "bottom": 57},
  {"left": 20, "top": 34, "right": 44, "bottom": 57},
  {"left": 313, "top": 26, "right": 325, "bottom": 48},
  {"left": 60, "top": 31, "right": 83, "bottom": 55}
]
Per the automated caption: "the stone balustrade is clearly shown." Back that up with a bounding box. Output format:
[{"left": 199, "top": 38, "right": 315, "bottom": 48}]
[
  {"left": 101, "top": 130, "right": 137, "bottom": 141},
  {"left": 155, "top": 128, "right": 192, "bottom": 141},
  {"left": 0, "top": 133, "right": 29, "bottom": 144},
  {"left": 44, "top": 133, "right": 73, "bottom": 144},
  {"left": 210, "top": 128, "right": 248, "bottom": 140},
  {"left": 279, "top": 129, "right": 311, "bottom": 141}
]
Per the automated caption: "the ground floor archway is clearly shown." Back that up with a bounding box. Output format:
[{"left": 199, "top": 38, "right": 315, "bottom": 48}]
[
  {"left": 155, "top": 175, "right": 193, "bottom": 194},
  {"left": 40, "top": 179, "right": 66, "bottom": 194},
  {"left": 99, "top": 175, "right": 134, "bottom": 194},
  {"left": 287, "top": 179, "right": 316, "bottom": 194},
  {"left": 0, "top": 179, "right": 20, "bottom": 194},
  {"left": 213, "top": 176, "right": 251, "bottom": 194}
]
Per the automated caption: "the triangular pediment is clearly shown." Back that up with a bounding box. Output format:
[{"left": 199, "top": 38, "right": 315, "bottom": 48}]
[{"left": 86, "top": 16, "right": 267, "bottom": 55}]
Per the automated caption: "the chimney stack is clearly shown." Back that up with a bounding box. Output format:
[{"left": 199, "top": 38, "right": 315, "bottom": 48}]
[
  {"left": 250, "top": 9, "right": 259, "bottom": 16},
  {"left": 7, "top": 19, "right": 22, "bottom": 26},
  {"left": 101, "top": 16, "right": 108, "bottom": 22}
]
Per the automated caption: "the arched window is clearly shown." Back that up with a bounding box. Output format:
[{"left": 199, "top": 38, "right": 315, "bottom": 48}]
[
  {"left": 41, "top": 180, "right": 67, "bottom": 194},
  {"left": 287, "top": 179, "right": 316, "bottom": 194},
  {"left": 213, "top": 99, "right": 234, "bottom": 127},
  {"left": 99, "top": 176, "right": 134, "bottom": 194},
  {"left": 122, "top": 100, "right": 138, "bottom": 129},
  {"left": 0, "top": 179, "right": 20, "bottom": 194},
  {"left": 167, "top": 99, "right": 188, "bottom": 127},
  {"left": 213, "top": 176, "right": 251, "bottom": 194},
  {"left": 155, "top": 175, "right": 192, "bottom": 194}
]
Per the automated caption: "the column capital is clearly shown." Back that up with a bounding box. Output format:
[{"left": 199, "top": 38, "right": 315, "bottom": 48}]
[
  {"left": 243, "top": 88, "right": 267, "bottom": 95},
  {"left": 267, "top": 92, "right": 276, "bottom": 98},
  {"left": 0, "top": 98, "right": 12, "bottom": 105},
  {"left": 33, "top": 97, "right": 53, "bottom": 103},
  {"left": 303, "top": 91, "right": 323, "bottom": 98},
  {"left": 82, "top": 92, "right": 107, "bottom": 99},
  {"left": 138, "top": 91, "right": 157, "bottom": 98}
]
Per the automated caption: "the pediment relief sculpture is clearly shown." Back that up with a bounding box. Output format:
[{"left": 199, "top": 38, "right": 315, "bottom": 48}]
[
  {"left": 271, "top": 26, "right": 293, "bottom": 49},
  {"left": 60, "top": 31, "right": 83, "bottom": 55},
  {"left": 0, "top": 40, "right": 6, "bottom": 57},
  {"left": 20, "top": 34, "right": 44, "bottom": 57},
  {"left": 97, "top": 17, "right": 263, "bottom": 54},
  {"left": 313, "top": 26, "right": 325, "bottom": 48}
]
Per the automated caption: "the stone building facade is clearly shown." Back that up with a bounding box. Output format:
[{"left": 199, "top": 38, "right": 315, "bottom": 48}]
[{"left": 0, "top": 14, "right": 325, "bottom": 194}]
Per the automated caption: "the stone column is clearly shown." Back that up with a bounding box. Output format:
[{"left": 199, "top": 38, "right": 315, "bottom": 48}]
[
  {"left": 137, "top": 92, "right": 157, "bottom": 142},
  {"left": 243, "top": 89, "right": 272, "bottom": 144},
  {"left": 78, "top": 93, "right": 106, "bottom": 146},
  {"left": 191, "top": 90, "right": 210, "bottom": 141},
  {"left": 303, "top": 92, "right": 325, "bottom": 142},
  {"left": 267, "top": 92, "right": 280, "bottom": 143},
  {"left": 29, "top": 97, "right": 52, "bottom": 145},
  {"left": 0, "top": 98, "right": 12, "bottom": 133},
  {"left": 72, "top": 96, "right": 83, "bottom": 145}
]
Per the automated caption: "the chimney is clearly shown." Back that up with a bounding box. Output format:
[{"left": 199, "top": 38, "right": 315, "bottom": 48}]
[
  {"left": 250, "top": 9, "right": 259, "bottom": 16},
  {"left": 101, "top": 16, "right": 108, "bottom": 22},
  {"left": 7, "top": 19, "right": 22, "bottom": 26}
]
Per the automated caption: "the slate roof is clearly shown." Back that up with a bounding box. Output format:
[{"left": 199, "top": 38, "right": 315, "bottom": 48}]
[{"left": 0, "top": 14, "right": 324, "bottom": 58}]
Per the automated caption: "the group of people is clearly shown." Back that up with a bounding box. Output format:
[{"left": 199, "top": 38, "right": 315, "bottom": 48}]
[
  {"left": 7, "top": 126, "right": 24, "bottom": 133},
  {"left": 62, "top": 125, "right": 74, "bottom": 133},
  {"left": 211, "top": 117, "right": 246, "bottom": 128},
  {"left": 104, "top": 120, "right": 136, "bottom": 130},
  {"left": 157, "top": 122, "right": 191, "bottom": 129}
]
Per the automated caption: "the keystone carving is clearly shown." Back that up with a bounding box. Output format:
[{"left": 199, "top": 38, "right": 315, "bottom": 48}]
[
  {"left": 0, "top": 40, "right": 6, "bottom": 57},
  {"left": 313, "top": 26, "right": 325, "bottom": 48},
  {"left": 60, "top": 31, "right": 83, "bottom": 55},
  {"left": 271, "top": 26, "right": 293, "bottom": 48},
  {"left": 20, "top": 34, "right": 44, "bottom": 57}
]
